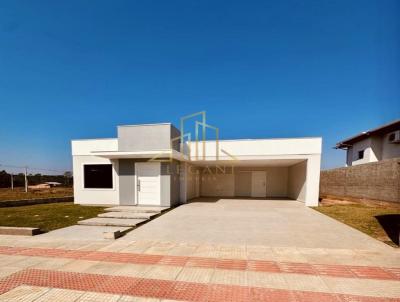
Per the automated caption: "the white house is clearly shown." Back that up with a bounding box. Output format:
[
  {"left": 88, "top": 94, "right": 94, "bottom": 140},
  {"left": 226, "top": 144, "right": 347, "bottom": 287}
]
[
  {"left": 335, "top": 119, "right": 400, "bottom": 166},
  {"left": 72, "top": 123, "right": 322, "bottom": 207}
]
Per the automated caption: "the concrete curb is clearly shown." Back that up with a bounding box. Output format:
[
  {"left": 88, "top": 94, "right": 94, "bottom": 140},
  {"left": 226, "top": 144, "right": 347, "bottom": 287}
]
[{"left": 0, "top": 226, "right": 41, "bottom": 236}]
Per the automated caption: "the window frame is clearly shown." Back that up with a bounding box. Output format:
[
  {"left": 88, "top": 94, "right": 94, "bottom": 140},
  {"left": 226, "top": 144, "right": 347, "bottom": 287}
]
[
  {"left": 82, "top": 163, "right": 115, "bottom": 190},
  {"left": 357, "top": 150, "right": 365, "bottom": 160}
]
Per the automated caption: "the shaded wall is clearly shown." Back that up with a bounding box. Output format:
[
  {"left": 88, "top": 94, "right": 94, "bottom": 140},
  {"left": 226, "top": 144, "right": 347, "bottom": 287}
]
[
  {"left": 199, "top": 166, "right": 289, "bottom": 198},
  {"left": 320, "top": 157, "right": 400, "bottom": 203},
  {"left": 287, "top": 161, "right": 307, "bottom": 202}
]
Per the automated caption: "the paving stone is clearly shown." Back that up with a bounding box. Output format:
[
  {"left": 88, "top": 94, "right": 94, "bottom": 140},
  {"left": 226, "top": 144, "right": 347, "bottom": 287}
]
[
  {"left": 34, "top": 288, "right": 85, "bottom": 301},
  {"left": 0, "top": 267, "right": 22, "bottom": 279},
  {"left": 112, "top": 264, "right": 153, "bottom": 278},
  {"left": 246, "top": 271, "right": 288, "bottom": 289},
  {"left": 176, "top": 267, "right": 214, "bottom": 283},
  {"left": 284, "top": 273, "right": 330, "bottom": 292},
  {"left": 211, "top": 269, "right": 247, "bottom": 286},
  {"left": 322, "top": 276, "right": 400, "bottom": 298},
  {"left": 144, "top": 242, "right": 177, "bottom": 255},
  {"left": 31, "top": 258, "right": 74, "bottom": 270},
  {"left": 119, "top": 296, "right": 161, "bottom": 302},
  {"left": 166, "top": 243, "right": 199, "bottom": 257},
  {"left": 8, "top": 257, "right": 48, "bottom": 269},
  {"left": 83, "top": 262, "right": 126, "bottom": 275},
  {"left": 0, "top": 285, "right": 49, "bottom": 302},
  {"left": 58, "top": 259, "right": 100, "bottom": 273},
  {"left": 143, "top": 265, "right": 183, "bottom": 280},
  {"left": 246, "top": 246, "right": 275, "bottom": 261},
  {"left": 118, "top": 241, "right": 156, "bottom": 254},
  {"left": 77, "top": 292, "right": 121, "bottom": 302}
]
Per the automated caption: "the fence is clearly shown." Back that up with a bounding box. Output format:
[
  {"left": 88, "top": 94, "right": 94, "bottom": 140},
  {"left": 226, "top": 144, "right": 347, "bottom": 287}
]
[{"left": 320, "top": 157, "right": 400, "bottom": 203}]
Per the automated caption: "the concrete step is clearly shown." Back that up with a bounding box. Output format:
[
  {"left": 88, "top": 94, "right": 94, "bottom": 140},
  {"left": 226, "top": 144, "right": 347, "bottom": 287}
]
[
  {"left": 39, "top": 225, "right": 132, "bottom": 240},
  {"left": 78, "top": 218, "right": 147, "bottom": 227},
  {"left": 98, "top": 211, "right": 157, "bottom": 219},
  {"left": 104, "top": 206, "right": 169, "bottom": 213}
]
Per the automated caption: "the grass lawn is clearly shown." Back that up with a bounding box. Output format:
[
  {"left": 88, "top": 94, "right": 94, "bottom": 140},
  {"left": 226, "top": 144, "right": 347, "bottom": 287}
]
[
  {"left": 0, "top": 202, "right": 105, "bottom": 232},
  {"left": 313, "top": 203, "right": 400, "bottom": 247},
  {"left": 0, "top": 187, "right": 73, "bottom": 201}
]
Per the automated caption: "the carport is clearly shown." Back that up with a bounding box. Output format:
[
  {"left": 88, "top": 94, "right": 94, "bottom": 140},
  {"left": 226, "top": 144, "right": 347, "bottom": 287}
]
[{"left": 180, "top": 138, "right": 322, "bottom": 206}]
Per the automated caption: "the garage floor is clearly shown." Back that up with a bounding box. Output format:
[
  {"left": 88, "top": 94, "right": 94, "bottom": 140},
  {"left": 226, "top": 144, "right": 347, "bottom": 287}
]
[{"left": 122, "top": 197, "right": 391, "bottom": 251}]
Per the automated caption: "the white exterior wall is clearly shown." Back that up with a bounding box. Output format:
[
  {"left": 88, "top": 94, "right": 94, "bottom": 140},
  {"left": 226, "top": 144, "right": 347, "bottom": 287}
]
[
  {"left": 351, "top": 139, "right": 376, "bottom": 166},
  {"left": 188, "top": 138, "right": 321, "bottom": 160},
  {"left": 287, "top": 156, "right": 320, "bottom": 206},
  {"left": 347, "top": 134, "right": 400, "bottom": 166},
  {"left": 304, "top": 154, "right": 321, "bottom": 206},
  {"left": 72, "top": 139, "right": 120, "bottom": 205},
  {"left": 160, "top": 173, "right": 170, "bottom": 205},
  {"left": 200, "top": 167, "right": 289, "bottom": 198},
  {"left": 72, "top": 135, "right": 322, "bottom": 207},
  {"left": 200, "top": 171, "right": 235, "bottom": 197},
  {"left": 186, "top": 164, "right": 200, "bottom": 200},
  {"left": 73, "top": 155, "right": 120, "bottom": 205},
  {"left": 382, "top": 133, "right": 400, "bottom": 160},
  {"left": 288, "top": 161, "right": 307, "bottom": 202},
  {"left": 186, "top": 138, "right": 322, "bottom": 206}
]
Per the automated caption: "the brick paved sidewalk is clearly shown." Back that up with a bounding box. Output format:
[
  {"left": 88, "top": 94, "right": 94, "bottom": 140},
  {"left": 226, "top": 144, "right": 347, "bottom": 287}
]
[{"left": 0, "top": 241, "right": 399, "bottom": 301}]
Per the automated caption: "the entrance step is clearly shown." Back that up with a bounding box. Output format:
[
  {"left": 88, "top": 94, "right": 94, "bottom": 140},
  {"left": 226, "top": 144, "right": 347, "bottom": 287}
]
[
  {"left": 98, "top": 212, "right": 157, "bottom": 220},
  {"left": 78, "top": 218, "right": 147, "bottom": 227},
  {"left": 104, "top": 206, "right": 169, "bottom": 213},
  {"left": 39, "top": 225, "right": 132, "bottom": 240}
]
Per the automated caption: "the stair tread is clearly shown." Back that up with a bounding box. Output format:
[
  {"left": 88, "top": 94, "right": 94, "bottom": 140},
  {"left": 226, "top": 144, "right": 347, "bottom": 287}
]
[
  {"left": 104, "top": 206, "right": 169, "bottom": 213},
  {"left": 98, "top": 212, "right": 156, "bottom": 219},
  {"left": 78, "top": 217, "right": 147, "bottom": 227}
]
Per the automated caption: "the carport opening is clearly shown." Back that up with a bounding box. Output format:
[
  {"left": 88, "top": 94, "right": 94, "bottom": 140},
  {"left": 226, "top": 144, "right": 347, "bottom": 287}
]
[{"left": 185, "top": 160, "right": 307, "bottom": 202}]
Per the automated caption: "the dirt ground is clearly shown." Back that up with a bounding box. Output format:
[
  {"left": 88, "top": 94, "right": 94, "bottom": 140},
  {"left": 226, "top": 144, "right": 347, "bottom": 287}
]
[{"left": 0, "top": 187, "right": 73, "bottom": 201}]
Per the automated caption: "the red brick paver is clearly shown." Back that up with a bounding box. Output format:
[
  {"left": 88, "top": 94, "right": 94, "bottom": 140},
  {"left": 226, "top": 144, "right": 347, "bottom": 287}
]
[
  {"left": 0, "top": 269, "right": 397, "bottom": 302},
  {"left": 0, "top": 245, "right": 399, "bottom": 281}
]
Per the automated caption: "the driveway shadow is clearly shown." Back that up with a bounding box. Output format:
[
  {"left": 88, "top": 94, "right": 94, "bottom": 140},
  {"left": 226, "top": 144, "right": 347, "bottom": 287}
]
[{"left": 375, "top": 214, "right": 400, "bottom": 246}]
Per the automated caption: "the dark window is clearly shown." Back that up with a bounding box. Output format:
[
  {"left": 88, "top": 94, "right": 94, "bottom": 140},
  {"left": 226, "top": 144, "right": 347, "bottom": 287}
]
[
  {"left": 357, "top": 150, "right": 364, "bottom": 160},
  {"left": 84, "top": 164, "right": 113, "bottom": 189},
  {"left": 388, "top": 133, "right": 395, "bottom": 142}
]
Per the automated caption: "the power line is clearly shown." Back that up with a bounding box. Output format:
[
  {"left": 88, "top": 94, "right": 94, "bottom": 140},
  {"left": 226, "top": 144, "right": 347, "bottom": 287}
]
[{"left": 0, "top": 164, "right": 67, "bottom": 173}]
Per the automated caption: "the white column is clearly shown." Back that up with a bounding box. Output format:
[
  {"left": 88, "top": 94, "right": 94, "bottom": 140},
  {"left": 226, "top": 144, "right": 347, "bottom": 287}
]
[{"left": 305, "top": 154, "right": 321, "bottom": 206}]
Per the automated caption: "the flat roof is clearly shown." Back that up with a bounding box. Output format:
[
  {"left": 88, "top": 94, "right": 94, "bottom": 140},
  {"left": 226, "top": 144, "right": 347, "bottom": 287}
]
[
  {"left": 117, "top": 122, "right": 172, "bottom": 127},
  {"left": 335, "top": 119, "right": 400, "bottom": 149}
]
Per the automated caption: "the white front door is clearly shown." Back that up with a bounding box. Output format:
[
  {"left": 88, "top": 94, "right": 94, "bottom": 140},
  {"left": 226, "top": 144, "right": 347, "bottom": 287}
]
[
  {"left": 136, "top": 162, "right": 160, "bottom": 205},
  {"left": 251, "top": 171, "right": 266, "bottom": 197}
]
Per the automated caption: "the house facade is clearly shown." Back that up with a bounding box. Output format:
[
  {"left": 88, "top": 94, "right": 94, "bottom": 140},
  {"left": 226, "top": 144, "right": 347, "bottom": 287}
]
[
  {"left": 335, "top": 120, "right": 400, "bottom": 166},
  {"left": 72, "top": 123, "right": 322, "bottom": 207}
]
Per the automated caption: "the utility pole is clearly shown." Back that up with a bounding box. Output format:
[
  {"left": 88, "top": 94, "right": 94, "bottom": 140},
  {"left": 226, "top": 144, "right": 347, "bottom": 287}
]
[
  {"left": 10, "top": 174, "right": 13, "bottom": 191},
  {"left": 24, "top": 166, "right": 28, "bottom": 193}
]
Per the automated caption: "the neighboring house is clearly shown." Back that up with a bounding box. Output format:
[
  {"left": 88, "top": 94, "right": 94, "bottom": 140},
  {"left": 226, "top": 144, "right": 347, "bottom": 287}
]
[
  {"left": 71, "top": 123, "right": 322, "bottom": 207},
  {"left": 335, "top": 120, "right": 400, "bottom": 166}
]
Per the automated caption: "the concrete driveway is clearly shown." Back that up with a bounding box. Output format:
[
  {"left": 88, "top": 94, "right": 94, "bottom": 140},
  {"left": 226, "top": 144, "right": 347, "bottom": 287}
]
[{"left": 122, "top": 198, "right": 390, "bottom": 251}]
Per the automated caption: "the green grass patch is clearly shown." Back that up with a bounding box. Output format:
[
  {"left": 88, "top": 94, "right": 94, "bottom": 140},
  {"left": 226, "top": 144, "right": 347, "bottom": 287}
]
[
  {"left": 0, "top": 202, "right": 105, "bottom": 232},
  {"left": 313, "top": 204, "right": 400, "bottom": 247}
]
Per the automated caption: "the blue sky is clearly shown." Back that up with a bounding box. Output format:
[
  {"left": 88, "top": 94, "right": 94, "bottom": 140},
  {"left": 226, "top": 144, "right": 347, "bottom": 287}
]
[{"left": 0, "top": 0, "right": 399, "bottom": 174}]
